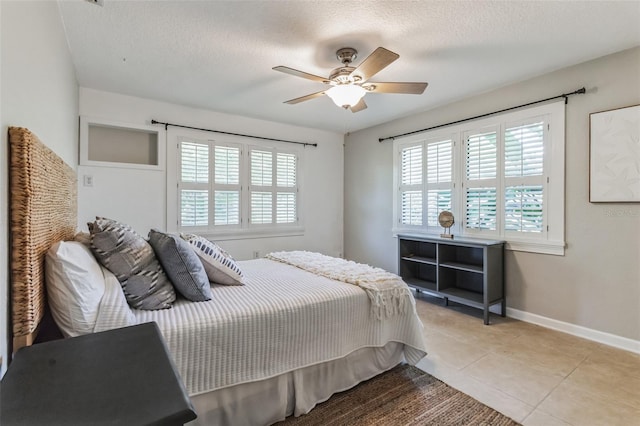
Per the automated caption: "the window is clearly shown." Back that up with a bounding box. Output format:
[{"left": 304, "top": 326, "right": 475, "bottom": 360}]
[
  {"left": 399, "top": 137, "right": 454, "bottom": 231},
  {"left": 394, "top": 101, "right": 565, "bottom": 255},
  {"left": 175, "top": 136, "right": 300, "bottom": 237},
  {"left": 249, "top": 148, "right": 297, "bottom": 226}
]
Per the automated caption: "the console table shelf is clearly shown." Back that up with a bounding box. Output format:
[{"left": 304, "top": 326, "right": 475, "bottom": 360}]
[
  {"left": 404, "top": 277, "right": 438, "bottom": 292},
  {"left": 439, "top": 261, "right": 484, "bottom": 274},
  {"left": 398, "top": 234, "right": 505, "bottom": 324},
  {"left": 401, "top": 255, "right": 437, "bottom": 265}
]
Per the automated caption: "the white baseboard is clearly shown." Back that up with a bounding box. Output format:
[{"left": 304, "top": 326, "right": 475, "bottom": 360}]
[{"left": 506, "top": 307, "right": 640, "bottom": 355}]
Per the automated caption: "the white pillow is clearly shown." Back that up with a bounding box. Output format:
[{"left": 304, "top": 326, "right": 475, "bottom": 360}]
[
  {"left": 92, "top": 266, "right": 137, "bottom": 333},
  {"left": 181, "top": 234, "right": 244, "bottom": 286},
  {"left": 45, "top": 241, "right": 106, "bottom": 337}
]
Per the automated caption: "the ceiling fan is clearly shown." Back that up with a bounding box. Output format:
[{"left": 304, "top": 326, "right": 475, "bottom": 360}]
[{"left": 273, "top": 47, "right": 428, "bottom": 113}]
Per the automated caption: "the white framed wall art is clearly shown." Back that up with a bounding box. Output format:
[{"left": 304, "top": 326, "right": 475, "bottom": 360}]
[{"left": 589, "top": 104, "right": 640, "bottom": 202}]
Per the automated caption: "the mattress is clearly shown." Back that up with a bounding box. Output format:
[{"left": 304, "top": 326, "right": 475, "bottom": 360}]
[{"left": 94, "top": 258, "right": 427, "bottom": 396}]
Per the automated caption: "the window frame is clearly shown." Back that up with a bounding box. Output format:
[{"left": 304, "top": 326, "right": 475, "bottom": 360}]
[
  {"left": 167, "top": 128, "right": 304, "bottom": 241},
  {"left": 393, "top": 101, "right": 565, "bottom": 255}
]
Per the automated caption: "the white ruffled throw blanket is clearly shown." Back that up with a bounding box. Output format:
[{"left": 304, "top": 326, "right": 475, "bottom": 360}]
[{"left": 266, "top": 251, "right": 414, "bottom": 319}]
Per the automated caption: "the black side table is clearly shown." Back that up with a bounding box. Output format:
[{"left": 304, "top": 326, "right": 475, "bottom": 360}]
[{"left": 1, "top": 322, "right": 197, "bottom": 425}]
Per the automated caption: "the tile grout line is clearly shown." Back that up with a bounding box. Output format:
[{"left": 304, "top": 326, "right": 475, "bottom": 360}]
[
  {"left": 521, "top": 351, "right": 592, "bottom": 426},
  {"left": 455, "top": 353, "right": 538, "bottom": 424},
  {"left": 460, "top": 333, "right": 576, "bottom": 424},
  {"left": 416, "top": 297, "right": 640, "bottom": 425}
]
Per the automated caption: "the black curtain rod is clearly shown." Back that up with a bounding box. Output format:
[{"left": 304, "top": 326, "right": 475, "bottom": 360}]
[
  {"left": 378, "top": 87, "right": 586, "bottom": 143},
  {"left": 151, "top": 119, "right": 318, "bottom": 147}
]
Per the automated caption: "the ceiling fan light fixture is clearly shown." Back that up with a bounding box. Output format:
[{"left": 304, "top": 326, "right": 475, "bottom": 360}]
[
  {"left": 274, "top": 46, "right": 427, "bottom": 112},
  {"left": 326, "top": 84, "right": 366, "bottom": 108}
]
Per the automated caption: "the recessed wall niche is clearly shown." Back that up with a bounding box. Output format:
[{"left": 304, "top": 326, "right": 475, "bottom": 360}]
[{"left": 79, "top": 116, "right": 165, "bottom": 170}]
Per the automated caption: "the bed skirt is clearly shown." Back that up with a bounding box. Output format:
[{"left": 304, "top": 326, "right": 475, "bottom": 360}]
[{"left": 188, "top": 342, "right": 406, "bottom": 426}]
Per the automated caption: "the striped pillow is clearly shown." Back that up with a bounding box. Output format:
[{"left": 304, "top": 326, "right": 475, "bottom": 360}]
[
  {"left": 148, "top": 230, "right": 212, "bottom": 302},
  {"left": 89, "top": 217, "right": 176, "bottom": 310},
  {"left": 181, "top": 234, "right": 244, "bottom": 286}
]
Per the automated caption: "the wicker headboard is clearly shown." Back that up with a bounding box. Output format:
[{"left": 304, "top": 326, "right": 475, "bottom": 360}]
[{"left": 9, "top": 127, "right": 77, "bottom": 352}]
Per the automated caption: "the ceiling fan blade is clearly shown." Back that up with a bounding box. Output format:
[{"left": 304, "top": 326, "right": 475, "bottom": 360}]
[
  {"left": 283, "top": 90, "right": 326, "bottom": 104},
  {"left": 366, "top": 82, "right": 428, "bottom": 94},
  {"left": 350, "top": 47, "right": 399, "bottom": 82},
  {"left": 350, "top": 98, "right": 367, "bottom": 113},
  {"left": 273, "top": 66, "right": 329, "bottom": 83}
]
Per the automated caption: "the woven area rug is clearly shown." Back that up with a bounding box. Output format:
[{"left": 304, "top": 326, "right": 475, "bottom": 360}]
[{"left": 278, "top": 364, "right": 520, "bottom": 426}]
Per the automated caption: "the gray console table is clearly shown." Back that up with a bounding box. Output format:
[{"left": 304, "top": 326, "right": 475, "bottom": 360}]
[{"left": 398, "top": 234, "right": 505, "bottom": 324}]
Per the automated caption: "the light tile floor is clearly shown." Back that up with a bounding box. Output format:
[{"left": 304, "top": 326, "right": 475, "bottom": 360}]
[{"left": 412, "top": 294, "right": 640, "bottom": 426}]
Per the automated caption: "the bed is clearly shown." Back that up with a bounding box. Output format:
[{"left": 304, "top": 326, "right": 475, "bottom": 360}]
[{"left": 8, "top": 127, "right": 427, "bottom": 425}]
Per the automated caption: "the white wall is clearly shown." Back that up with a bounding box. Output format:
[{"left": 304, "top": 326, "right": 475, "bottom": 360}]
[
  {"left": 345, "top": 47, "right": 640, "bottom": 347},
  {"left": 0, "top": 1, "right": 79, "bottom": 374},
  {"left": 78, "top": 88, "right": 344, "bottom": 260}
]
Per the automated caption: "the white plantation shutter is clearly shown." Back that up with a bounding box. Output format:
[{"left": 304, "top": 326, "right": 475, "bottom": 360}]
[
  {"left": 277, "top": 153, "right": 296, "bottom": 187},
  {"left": 179, "top": 141, "right": 210, "bottom": 227},
  {"left": 464, "top": 129, "right": 498, "bottom": 231},
  {"left": 466, "top": 131, "right": 497, "bottom": 180},
  {"left": 465, "top": 187, "right": 497, "bottom": 230},
  {"left": 251, "top": 150, "right": 272, "bottom": 186},
  {"left": 399, "top": 144, "right": 423, "bottom": 225},
  {"left": 214, "top": 191, "right": 240, "bottom": 225},
  {"left": 250, "top": 149, "right": 273, "bottom": 224},
  {"left": 427, "top": 140, "right": 452, "bottom": 184},
  {"left": 504, "top": 121, "right": 544, "bottom": 178},
  {"left": 173, "top": 130, "right": 304, "bottom": 236},
  {"left": 402, "top": 145, "right": 422, "bottom": 186},
  {"left": 180, "top": 190, "right": 208, "bottom": 227},
  {"left": 250, "top": 148, "right": 298, "bottom": 226},
  {"left": 401, "top": 191, "right": 422, "bottom": 225},
  {"left": 277, "top": 193, "right": 296, "bottom": 223},
  {"left": 181, "top": 142, "right": 209, "bottom": 183},
  {"left": 214, "top": 146, "right": 240, "bottom": 185},
  {"left": 393, "top": 102, "right": 563, "bottom": 254},
  {"left": 250, "top": 191, "right": 272, "bottom": 224},
  {"left": 504, "top": 120, "right": 546, "bottom": 234},
  {"left": 505, "top": 186, "right": 544, "bottom": 232},
  {"left": 426, "top": 139, "right": 453, "bottom": 228},
  {"left": 179, "top": 140, "right": 244, "bottom": 229},
  {"left": 427, "top": 189, "right": 452, "bottom": 227},
  {"left": 276, "top": 153, "right": 297, "bottom": 224},
  {"left": 213, "top": 145, "right": 241, "bottom": 226}
]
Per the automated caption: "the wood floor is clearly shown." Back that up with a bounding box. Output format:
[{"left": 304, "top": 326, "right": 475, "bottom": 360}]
[{"left": 413, "top": 294, "right": 640, "bottom": 426}]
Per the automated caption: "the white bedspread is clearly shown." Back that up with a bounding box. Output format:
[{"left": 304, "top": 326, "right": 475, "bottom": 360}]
[{"left": 93, "top": 258, "right": 427, "bottom": 396}]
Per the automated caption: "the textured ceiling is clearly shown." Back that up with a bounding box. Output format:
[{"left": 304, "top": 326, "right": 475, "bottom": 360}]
[{"left": 58, "top": 0, "right": 640, "bottom": 134}]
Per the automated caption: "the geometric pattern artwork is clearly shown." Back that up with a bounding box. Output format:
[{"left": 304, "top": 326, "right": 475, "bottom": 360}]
[{"left": 590, "top": 104, "right": 640, "bottom": 202}]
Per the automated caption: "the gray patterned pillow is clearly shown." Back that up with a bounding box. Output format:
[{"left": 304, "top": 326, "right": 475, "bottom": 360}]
[
  {"left": 181, "top": 234, "right": 244, "bottom": 286},
  {"left": 148, "top": 229, "right": 212, "bottom": 302},
  {"left": 89, "top": 217, "right": 176, "bottom": 310}
]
